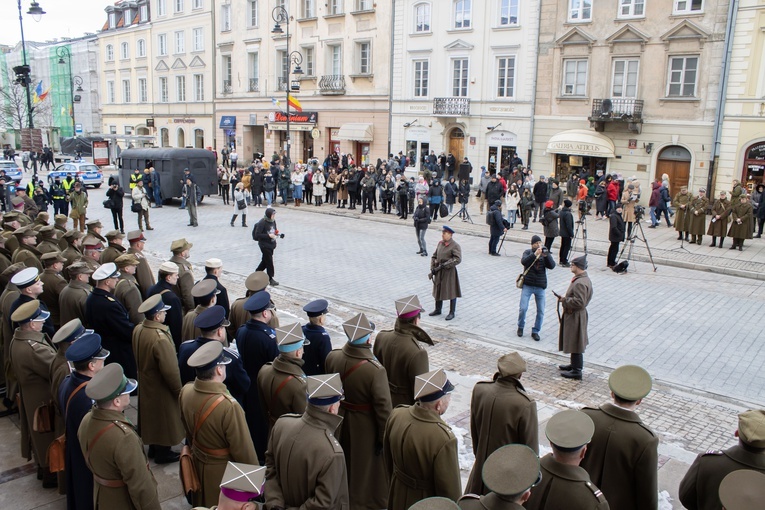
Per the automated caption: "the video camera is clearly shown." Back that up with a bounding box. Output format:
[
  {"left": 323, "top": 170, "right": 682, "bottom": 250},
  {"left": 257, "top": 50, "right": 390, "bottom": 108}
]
[
  {"left": 634, "top": 205, "right": 645, "bottom": 221},
  {"left": 578, "top": 200, "right": 588, "bottom": 214}
]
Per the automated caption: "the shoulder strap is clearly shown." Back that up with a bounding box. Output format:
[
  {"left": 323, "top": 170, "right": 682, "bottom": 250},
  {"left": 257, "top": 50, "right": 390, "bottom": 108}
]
[
  {"left": 341, "top": 359, "right": 369, "bottom": 382},
  {"left": 84, "top": 422, "right": 117, "bottom": 468},
  {"left": 271, "top": 375, "right": 295, "bottom": 410},
  {"left": 64, "top": 381, "right": 88, "bottom": 417},
  {"left": 159, "top": 289, "right": 170, "bottom": 295},
  {"left": 521, "top": 253, "right": 542, "bottom": 277},
  {"left": 192, "top": 394, "right": 226, "bottom": 443}
]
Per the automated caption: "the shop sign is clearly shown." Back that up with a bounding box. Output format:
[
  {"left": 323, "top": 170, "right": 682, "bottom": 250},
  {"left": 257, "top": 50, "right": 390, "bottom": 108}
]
[
  {"left": 549, "top": 142, "right": 605, "bottom": 154},
  {"left": 486, "top": 131, "right": 517, "bottom": 145},
  {"left": 268, "top": 111, "right": 318, "bottom": 123}
]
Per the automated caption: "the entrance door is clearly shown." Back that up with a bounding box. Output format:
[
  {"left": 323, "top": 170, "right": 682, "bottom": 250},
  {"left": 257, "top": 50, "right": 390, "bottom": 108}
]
[
  {"left": 449, "top": 128, "right": 464, "bottom": 163},
  {"left": 656, "top": 146, "right": 691, "bottom": 197}
]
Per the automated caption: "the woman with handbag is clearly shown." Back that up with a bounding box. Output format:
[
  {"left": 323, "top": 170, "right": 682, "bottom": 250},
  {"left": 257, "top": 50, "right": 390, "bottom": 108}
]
[
  {"left": 230, "top": 183, "right": 250, "bottom": 227},
  {"left": 105, "top": 182, "right": 125, "bottom": 233},
  {"left": 131, "top": 180, "right": 152, "bottom": 231},
  {"left": 326, "top": 168, "right": 338, "bottom": 205}
]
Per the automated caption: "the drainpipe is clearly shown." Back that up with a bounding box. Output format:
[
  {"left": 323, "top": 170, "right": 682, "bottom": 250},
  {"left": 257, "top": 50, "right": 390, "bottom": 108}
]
[
  {"left": 211, "top": 1, "right": 217, "bottom": 150},
  {"left": 708, "top": 0, "right": 738, "bottom": 194},
  {"left": 386, "top": 0, "right": 396, "bottom": 156},
  {"left": 527, "top": 0, "right": 543, "bottom": 167}
]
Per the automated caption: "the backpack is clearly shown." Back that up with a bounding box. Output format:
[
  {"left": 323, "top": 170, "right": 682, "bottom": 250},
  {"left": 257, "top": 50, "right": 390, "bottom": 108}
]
[{"left": 612, "top": 260, "right": 629, "bottom": 274}]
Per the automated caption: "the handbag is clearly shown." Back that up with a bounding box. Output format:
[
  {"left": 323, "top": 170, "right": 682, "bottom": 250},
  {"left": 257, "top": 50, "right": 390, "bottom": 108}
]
[
  {"left": 47, "top": 381, "right": 88, "bottom": 473},
  {"left": 439, "top": 202, "right": 448, "bottom": 218},
  {"left": 179, "top": 394, "right": 226, "bottom": 504},
  {"left": 131, "top": 202, "right": 143, "bottom": 213},
  {"left": 33, "top": 401, "right": 54, "bottom": 433},
  {"left": 102, "top": 198, "right": 114, "bottom": 209},
  {"left": 236, "top": 198, "right": 247, "bottom": 210},
  {"left": 516, "top": 253, "right": 541, "bottom": 289}
]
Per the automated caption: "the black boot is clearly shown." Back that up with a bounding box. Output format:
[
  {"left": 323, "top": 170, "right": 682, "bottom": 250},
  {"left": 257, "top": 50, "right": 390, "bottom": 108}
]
[
  {"left": 697, "top": 236, "right": 703, "bottom": 245},
  {"left": 153, "top": 445, "right": 180, "bottom": 464},
  {"left": 230, "top": 214, "right": 236, "bottom": 226},
  {"left": 558, "top": 364, "right": 573, "bottom": 371},
  {"left": 685, "top": 233, "right": 690, "bottom": 241},
  {"left": 429, "top": 301, "right": 442, "bottom": 316},
  {"left": 710, "top": 237, "right": 716, "bottom": 247},
  {"left": 719, "top": 238, "right": 724, "bottom": 248},
  {"left": 677, "top": 234, "right": 682, "bottom": 240},
  {"left": 242, "top": 214, "right": 247, "bottom": 227},
  {"left": 561, "top": 369, "right": 583, "bottom": 380},
  {"left": 445, "top": 299, "right": 456, "bottom": 321}
]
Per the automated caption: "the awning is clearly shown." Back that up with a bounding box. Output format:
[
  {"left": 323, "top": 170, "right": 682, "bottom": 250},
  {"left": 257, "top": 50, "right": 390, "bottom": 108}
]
[
  {"left": 268, "top": 123, "right": 314, "bottom": 132},
  {"left": 546, "top": 129, "right": 615, "bottom": 158},
  {"left": 219, "top": 116, "right": 236, "bottom": 129},
  {"left": 337, "top": 123, "right": 374, "bottom": 142}
]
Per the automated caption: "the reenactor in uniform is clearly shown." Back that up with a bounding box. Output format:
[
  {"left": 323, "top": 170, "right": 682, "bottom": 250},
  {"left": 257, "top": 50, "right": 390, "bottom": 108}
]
[
  {"left": 374, "top": 295, "right": 433, "bottom": 407},
  {"left": 325, "top": 312, "right": 393, "bottom": 509},
  {"left": 674, "top": 186, "right": 692, "bottom": 241},
  {"left": 58, "top": 261, "right": 93, "bottom": 326},
  {"left": 60, "top": 229, "right": 84, "bottom": 279},
  {"left": 525, "top": 410, "right": 610, "bottom": 510},
  {"left": 0, "top": 235, "right": 12, "bottom": 273},
  {"left": 465, "top": 352, "right": 539, "bottom": 495},
  {"left": 58, "top": 333, "right": 109, "bottom": 510},
  {"left": 169, "top": 238, "right": 195, "bottom": 313},
  {"left": 302, "top": 298, "right": 332, "bottom": 376},
  {"left": 228, "top": 271, "right": 278, "bottom": 339},
  {"left": 178, "top": 306, "right": 250, "bottom": 405},
  {"left": 208, "top": 461, "right": 266, "bottom": 510},
  {"left": 126, "top": 230, "right": 154, "bottom": 297},
  {"left": 557, "top": 256, "right": 593, "bottom": 380},
  {"left": 718, "top": 470, "right": 765, "bottom": 510},
  {"left": 428, "top": 225, "right": 462, "bottom": 320},
  {"left": 100, "top": 230, "right": 126, "bottom": 264},
  {"left": 413, "top": 498, "right": 460, "bottom": 510},
  {"left": 2, "top": 213, "right": 23, "bottom": 254},
  {"left": 459, "top": 444, "right": 541, "bottom": 510},
  {"left": 689, "top": 188, "right": 709, "bottom": 245},
  {"left": 9, "top": 300, "right": 57, "bottom": 488},
  {"left": 257, "top": 322, "right": 308, "bottom": 429},
  {"left": 708, "top": 190, "right": 731, "bottom": 248},
  {"left": 580, "top": 365, "right": 658, "bottom": 510},
  {"left": 203, "top": 258, "right": 230, "bottom": 317},
  {"left": 37, "top": 225, "right": 62, "bottom": 254},
  {"left": 11, "top": 267, "right": 55, "bottom": 337},
  {"left": 86, "top": 263, "right": 136, "bottom": 378},
  {"left": 183, "top": 279, "right": 219, "bottom": 341},
  {"left": 11, "top": 225, "right": 44, "bottom": 272},
  {"left": 264, "top": 373, "right": 349, "bottom": 509},
  {"left": 147, "top": 261, "right": 183, "bottom": 349},
  {"left": 132, "top": 294, "right": 184, "bottom": 464},
  {"left": 80, "top": 235, "right": 103, "bottom": 274},
  {"left": 39, "top": 252, "right": 67, "bottom": 328},
  {"left": 78, "top": 363, "right": 161, "bottom": 510},
  {"left": 32, "top": 211, "right": 50, "bottom": 230},
  {"left": 53, "top": 214, "right": 69, "bottom": 244},
  {"left": 384, "top": 368, "right": 460, "bottom": 508},
  {"left": 234, "top": 290, "right": 279, "bottom": 462},
  {"left": 113, "top": 254, "right": 143, "bottom": 325},
  {"left": 0, "top": 263, "right": 25, "bottom": 396},
  {"left": 179, "top": 341, "right": 257, "bottom": 507},
  {"left": 728, "top": 193, "right": 754, "bottom": 251},
  {"left": 679, "top": 409, "right": 765, "bottom": 510},
  {"left": 85, "top": 219, "right": 107, "bottom": 244}
]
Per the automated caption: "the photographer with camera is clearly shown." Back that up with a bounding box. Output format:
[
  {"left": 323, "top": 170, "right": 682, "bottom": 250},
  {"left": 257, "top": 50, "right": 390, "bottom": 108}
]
[
  {"left": 487, "top": 200, "right": 507, "bottom": 256},
  {"left": 252, "top": 207, "right": 282, "bottom": 286},
  {"left": 608, "top": 204, "right": 625, "bottom": 269},
  {"left": 517, "top": 235, "right": 556, "bottom": 341}
]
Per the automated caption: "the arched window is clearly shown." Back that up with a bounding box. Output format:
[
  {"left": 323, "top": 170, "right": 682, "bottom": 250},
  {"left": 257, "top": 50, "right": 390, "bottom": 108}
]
[
  {"left": 454, "top": 0, "right": 472, "bottom": 29},
  {"left": 120, "top": 42, "right": 129, "bottom": 59},
  {"left": 160, "top": 128, "right": 169, "bottom": 147},
  {"left": 105, "top": 44, "right": 114, "bottom": 61},
  {"left": 177, "top": 128, "right": 186, "bottom": 147},
  {"left": 414, "top": 3, "right": 431, "bottom": 33},
  {"left": 137, "top": 39, "right": 146, "bottom": 57},
  {"left": 194, "top": 129, "right": 204, "bottom": 148}
]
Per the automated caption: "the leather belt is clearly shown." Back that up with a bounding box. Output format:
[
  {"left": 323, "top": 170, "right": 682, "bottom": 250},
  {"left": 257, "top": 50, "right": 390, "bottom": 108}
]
[
  {"left": 194, "top": 444, "right": 230, "bottom": 458},
  {"left": 388, "top": 382, "right": 407, "bottom": 395},
  {"left": 340, "top": 401, "right": 372, "bottom": 412},
  {"left": 93, "top": 474, "right": 126, "bottom": 488},
  {"left": 393, "top": 467, "right": 431, "bottom": 491}
]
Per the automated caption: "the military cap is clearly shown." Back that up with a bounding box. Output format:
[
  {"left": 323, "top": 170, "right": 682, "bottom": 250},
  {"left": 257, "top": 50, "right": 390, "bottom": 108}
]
[
  {"left": 442, "top": 225, "right": 455, "bottom": 234},
  {"left": 205, "top": 258, "right": 223, "bottom": 269},
  {"left": 12, "top": 225, "right": 36, "bottom": 238},
  {"left": 1, "top": 263, "right": 26, "bottom": 281},
  {"left": 85, "top": 363, "right": 137, "bottom": 402},
  {"left": 414, "top": 369, "right": 455, "bottom": 402},
  {"left": 11, "top": 196, "right": 24, "bottom": 207},
  {"left": 63, "top": 229, "right": 85, "bottom": 240},
  {"left": 11, "top": 267, "right": 41, "bottom": 288},
  {"left": 306, "top": 373, "right": 344, "bottom": 406},
  {"left": 82, "top": 235, "right": 104, "bottom": 251},
  {"left": 170, "top": 238, "right": 193, "bottom": 253},
  {"left": 303, "top": 299, "right": 328, "bottom": 318},
  {"left": 497, "top": 352, "right": 527, "bottom": 378},
  {"left": 193, "top": 305, "right": 229, "bottom": 331},
  {"left": 10, "top": 299, "right": 50, "bottom": 324},
  {"left": 3, "top": 211, "right": 20, "bottom": 221},
  {"left": 219, "top": 462, "right": 266, "bottom": 502},
  {"left": 85, "top": 219, "right": 102, "bottom": 229},
  {"left": 408, "top": 497, "right": 460, "bottom": 509},
  {"left": 482, "top": 444, "right": 540, "bottom": 497},
  {"left": 738, "top": 410, "right": 765, "bottom": 448},
  {"left": 187, "top": 341, "right": 231, "bottom": 371},
  {"left": 54, "top": 214, "right": 68, "bottom": 225},
  {"left": 545, "top": 410, "right": 595, "bottom": 450},
  {"left": 159, "top": 261, "right": 179, "bottom": 274},
  {"left": 244, "top": 290, "right": 272, "bottom": 313},
  {"left": 571, "top": 256, "right": 588, "bottom": 270},
  {"left": 137, "top": 294, "right": 171, "bottom": 316},
  {"left": 67, "top": 261, "right": 94, "bottom": 275},
  {"left": 52, "top": 318, "right": 93, "bottom": 345},
  {"left": 191, "top": 279, "right": 220, "bottom": 299},
  {"left": 92, "top": 262, "right": 120, "bottom": 281},
  {"left": 39, "top": 225, "right": 57, "bottom": 237},
  {"left": 114, "top": 253, "right": 140, "bottom": 268},
  {"left": 343, "top": 313, "right": 375, "bottom": 344},
  {"left": 718, "top": 470, "right": 765, "bottom": 510},
  {"left": 395, "top": 295, "right": 424, "bottom": 318},
  {"left": 127, "top": 230, "right": 146, "bottom": 242},
  {"left": 105, "top": 230, "right": 124, "bottom": 240},
  {"left": 41, "top": 252, "right": 66, "bottom": 264},
  {"left": 275, "top": 322, "right": 310, "bottom": 353},
  {"left": 245, "top": 271, "right": 269, "bottom": 292},
  {"left": 65, "top": 332, "right": 109, "bottom": 362},
  {"left": 609, "top": 365, "right": 652, "bottom": 402}
]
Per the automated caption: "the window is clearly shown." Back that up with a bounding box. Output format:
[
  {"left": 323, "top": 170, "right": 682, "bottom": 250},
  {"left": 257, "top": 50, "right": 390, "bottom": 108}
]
[
  {"left": 568, "top": 0, "right": 592, "bottom": 22},
  {"left": 120, "top": 42, "right": 129, "bottom": 60},
  {"left": 618, "top": 0, "right": 644, "bottom": 18},
  {"left": 356, "top": 0, "right": 372, "bottom": 10},
  {"left": 612, "top": 59, "right": 639, "bottom": 98},
  {"left": 302, "top": 0, "right": 316, "bottom": 18},
  {"left": 192, "top": 28, "right": 204, "bottom": 51},
  {"left": 105, "top": 44, "right": 114, "bottom": 61},
  {"left": 106, "top": 80, "right": 115, "bottom": 103},
  {"left": 137, "top": 39, "right": 146, "bottom": 57},
  {"left": 413, "top": 59, "right": 429, "bottom": 97},
  {"left": 329, "top": 0, "right": 343, "bottom": 15},
  {"left": 122, "top": 79, "right": 131, "bottom": 103},
  {"left": 138, "top": 78, "right": 148, "bottom": 102},
  {"left": 497, "top": 56, "right": 515, "bottom": 98},
  {"left": 674, "top": 0, "right": 703, "bottom": 14},
  {"left": 667, "top": 56, "right": 698, "bottom": 97},
  {"left": 452, "top": 58, "right": 468, "bottom": 96},
  {"left": 357, "top": 41, "right": 371, "bottom": 74},
  {"left": 414, "top": 3, "right": 430, "bottom": 33},
  {"left": 125, "top": 126, "right": 134, "bottom": 135},
  {"left": 176, "top": 76, "right": 186, "bottom": 101},
  {"left": 221, "top": 4, "right": 231, "bottom": 31},
  {"left": 454, "top": 0, "right": 471, "bottom": 29},
  {"left": 175, "top": 31, "right": 185, "bottom": 54},
  {"left": 193, "top": 74, "right": 204, "bottom": 101},
  {"left": 158, "top": 0, "right": 166, "bottom": 16},
  {"left": 499, "top": 0, "right": 519, "bottom": 26},
  {"left": 193, "top": 0, "right": 203, "bottom": 8},
  {"left": 108, "top": 12, "right": 116, "bottom": 29},
  {"left": 222, "top": 55, "right": 232, "bottom": 89},
  {"left": 563, "top": 59, "right": 588, "bottom": 96},
  {"left": 302, "top": 46, "right": 314, "bottom": 76},
  {"left": 159, "top": 77, "right": 168, "bottom": 102},
  {"left": 248, "top": 0, "right": 258, "bottom": 27},
  {"left": 124, "top": 9, "right": 133, "bottom": 26},
  {"left": 109, "top": 125, "right": 117, "bottom": 134},
  {"left": 194, "top": 129, "right": 204, "bottom": 148},
  {"left": 329, "top": 44, "right": 342, "bottom": 75},
  {"left": 158, "top": 34, "right": 168, "bottom": 56},
  {"left": 277, "top": 50, "right": 288, "bottom": 84},
  {"left": 140, "top": 5, "right": 148, "bottom": 21},
  {"left": 175, "top": 0, "right": 183, "bottom": 13},
  {"left": 248, "top": 52, "right": 259, "bottom": 84}
]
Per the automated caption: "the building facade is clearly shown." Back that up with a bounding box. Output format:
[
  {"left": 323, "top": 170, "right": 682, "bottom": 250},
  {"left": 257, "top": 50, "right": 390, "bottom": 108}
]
[
  {"left": 532, "top": 0, "right": 729, "bottom": 197},
  {"left": 389, "top": 0, "right": 540, "bottom": 180}
]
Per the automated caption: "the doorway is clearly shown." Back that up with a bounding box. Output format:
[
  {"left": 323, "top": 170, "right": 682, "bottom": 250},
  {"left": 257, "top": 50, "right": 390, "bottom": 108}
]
[
  {"left": 177, "top": 128, "right": 186, "bottom": 148},
  {"left": 656, "top": 145, "right": 691, "bottom": 197},
  {"left": 742, "top": 141, "right": 765, "bottom": 191},
  {"left": 448, "top": 127, "right": 464, "bottom": 163}
]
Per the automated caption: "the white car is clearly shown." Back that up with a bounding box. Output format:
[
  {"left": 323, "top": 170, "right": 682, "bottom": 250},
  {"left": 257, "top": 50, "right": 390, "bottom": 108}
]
[{"left": 48, "top": 162, "right": 104, "bottom": 188}]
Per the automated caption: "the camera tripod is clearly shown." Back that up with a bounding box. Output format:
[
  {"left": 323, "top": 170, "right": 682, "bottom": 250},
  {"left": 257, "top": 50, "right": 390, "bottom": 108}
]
[
  {"left": 571, "top": 212, "right": 589, "bottom": 256},
  {"left": 617, "top": 217, "right": 658, "bottom": 272},
  {"left": 449, "top": 202, "right": 473, "bottom": 224}
]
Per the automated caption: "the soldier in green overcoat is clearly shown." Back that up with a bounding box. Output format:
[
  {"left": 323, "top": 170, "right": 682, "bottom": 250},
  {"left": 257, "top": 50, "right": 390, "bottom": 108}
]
[
  {"left": 688, "top": 188, "right": 709, "bottom": 244},
  {"left": 673, "top": 186, "right": 692, "bottom": 240},
  {"left": 707, "top": 191, "right": 731, "bottom": 248},
  {"left": 728, "top": 194, "right": 754, "bottom": 250}
]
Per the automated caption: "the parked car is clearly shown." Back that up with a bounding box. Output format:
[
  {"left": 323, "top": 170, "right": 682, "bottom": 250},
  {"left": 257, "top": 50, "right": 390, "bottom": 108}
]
[
  {"left": 48, "top": 162, "right": 104, "bottom": 188},
  {"left": 0, "top": 161, "right": 23, "bottom": 184}
]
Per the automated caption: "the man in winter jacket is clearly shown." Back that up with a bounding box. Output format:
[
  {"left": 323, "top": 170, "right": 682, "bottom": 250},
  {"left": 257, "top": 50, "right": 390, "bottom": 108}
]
[
  {"left": 485, "top": 174, "right": 504, "bottom": 208},
  {"left": 648, "top": 181, "right": 661, "bottom": 228},
  {"left": 559, "top": 200, "right": 575, "bottom": 266},
  {"left": 487, "top": 200, "right": 506, "bottom": 256},
  {"left": 533, "top": 176, "right": 549, "bottom": 221},
  {"left": 252, "top": 208, "right": 280, "bottom": 286},
  {"left": 548, "top": 179, "right": 564, "bottom": 209},
  {"left": 478, "top": 170, "right": 492, "bottom": 214},
  {"left": 608, "top": 205, "right": 626, "bottom": 268},
  {"left": 517, "top": 235, "right": 556, "bottom": 341}
]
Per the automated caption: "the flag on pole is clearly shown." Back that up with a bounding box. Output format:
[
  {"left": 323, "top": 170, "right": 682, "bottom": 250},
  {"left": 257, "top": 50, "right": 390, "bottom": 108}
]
[
  {"left": 271, "top": 97, "right": 282, "bottom": 109},
  {"left": 33, "top": 81, "right": 43, "bottom": 104},
  {"left": 287, "top": 94, "right": 303, "bottom": 112}
]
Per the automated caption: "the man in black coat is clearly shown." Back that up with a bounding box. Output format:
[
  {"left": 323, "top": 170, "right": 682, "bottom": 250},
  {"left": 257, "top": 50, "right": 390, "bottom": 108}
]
[
  {"left": 485, "top": 173, "right": 504, "bottom": 206},
  {"left": 487, "top": 200, "right": 506, "bottom": 256},
  {"left": 559, "top": 200, "right": 575, "bottom": 267},
  {"left": 533, "top": 176, "right": 549, "bottom": 222},
  {"left": 301, "top": 299, "right": 331, "bottom": 376},
  {"left": 202, "top": 258, "right": 230, "bottom": 317},
  {"left": 252, "top": 208, "right": 280, "bottom": 286},
  {"left": 146, "top": 261, "right": 184, "bottom": 350},
  {"left": 608, "top": 204, "right": 626, "bottom": 269}
]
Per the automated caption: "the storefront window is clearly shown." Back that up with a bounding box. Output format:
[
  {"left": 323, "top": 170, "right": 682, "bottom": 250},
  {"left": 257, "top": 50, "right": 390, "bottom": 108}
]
[
  {"left": 406, "top": 140, "right": 417, "bottom": 167},
  {"left": 744, "top": 142, "right": 765, "bottom": 188},
  {"left": 554, "top": 154, "right": 607, "bottom": 182}
]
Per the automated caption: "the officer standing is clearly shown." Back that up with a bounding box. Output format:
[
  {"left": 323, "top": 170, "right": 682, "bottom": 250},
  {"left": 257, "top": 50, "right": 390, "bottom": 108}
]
[
  {"left": 60, "top": 230, "right": 84, "bottom": 278},
  {"left": 228, "top": 271, "right": 279, "bottom": 338},
  {"left": 100, "top": 230, "right": 126, "bottom": 264},
  {"left": 58, "top": 261, "right": 93, "bottom": 326},
  {"left": 524, "top": 410, "right": 609, "bottom": 510},
  {"left": 718, "top": 470, "right": 765, "bottom": 510},
  {"left": 113, "top": 254, "right": 143, "bottom": 325},
  {"left": 132, "top": 294, "right": 184, "bottom": 464},
  {"left": 428, "top": 225, "right": 462, "bottom": 320},
  {"left": 11, "top": 225, "right": 44, "bottom": 272},
  {"left": 182, "top": 279, "right": 219, "bottom": 341},
  {"left": 36, "top": 225, "right": 61, "bottom": 254},
  {"left": 146, "top": 261, "right": 183, "bottom": 349},
  {"left": 39, "top": 252, "right": 67, "bottom": 328},
  {"left": 169, "top": 238, "right": 195, "bottom": 313},
  {"left": 264, "top": 373, "right": 349, "bottom": 509},
  {"left": 79, "top": 363, "right": 160, "bottom": 509},
  {"left": 557, "top": 256, "right": 593, "bottom": 380},
  {"left": 374, "top": 295, "right": 433, "bottom": 407},
  {"left": 580, "top": 365, "right": 658, "bottom": 510},
  {"left": 384, "top": 368, "right": 461, "bottom": 508},
  {"left": 126, "top": 230, "right": 154, "bottom": 297},
  {"left": 11, "top": 266, "right": 55, "bottom": 337},
  {"left": 301, "top": 298, "right": 332, "bottom": 376},
  {"left": 179, "top": 342, "right": 257, "bottom": 507},
  {"left": 209, "top": 462, "right": 266, "bottom": 510},
  {"left": 465, "top": 352, "right": 539, "bottom": 495},
  {"left": 325, "top": 313, "right": 393, "bottom": 510},
  {"left": 203, "top": 258, "right": 230, "bottom": 317}
]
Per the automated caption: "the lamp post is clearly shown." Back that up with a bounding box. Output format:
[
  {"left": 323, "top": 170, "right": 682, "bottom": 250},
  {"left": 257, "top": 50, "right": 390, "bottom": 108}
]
[
  {"left": 271, "top": 6, "right": 303, "bottom": 171},
  {"left": 16, "top": 0, "right": 46, "bottom": 179},
  {"left": 56, "top": 46, "right": 83, "bottom": 137}
]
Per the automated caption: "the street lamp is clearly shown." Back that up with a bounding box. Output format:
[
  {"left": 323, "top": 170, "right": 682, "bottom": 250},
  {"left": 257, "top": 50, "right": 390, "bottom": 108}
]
[
  {"left": 272, "top": 6, "right": 303, "bottom": 171},
  {"left": 56, "top": 45, "right": 81, "bottom": 137},
  {"left": 16, "top": 0, "right": 46, "bottom": 179}
]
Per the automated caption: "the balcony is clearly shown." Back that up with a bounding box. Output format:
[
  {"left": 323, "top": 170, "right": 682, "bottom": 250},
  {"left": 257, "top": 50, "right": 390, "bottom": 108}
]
[
  {"left": 589, "top": 98, "right": 644, "bottom": 134},
  {"left": 319, "top": 75, "right": 346, "bottom": 95},
  {"left": 277, "top": 77, "right": 288, "bottom": 92},
  {"left": 433, "top": 97, "right": 470, "bottom": 117},
  {"left": 248, "top": 78, "right": 259, "bottom": 93},
  {"left": 222, "top": 80, "right": 232, "bottom": 94}
]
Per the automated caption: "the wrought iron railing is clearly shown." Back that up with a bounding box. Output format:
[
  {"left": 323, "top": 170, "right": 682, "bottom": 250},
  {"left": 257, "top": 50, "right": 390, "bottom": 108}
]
[
  {"left": 277, "top": 77, "right": 288, "bottom": 92},
  {"left": 222, "top": 80, "right": 232, "bottom": 94},
  {"left": 433, "top": 97, "right": 471, "bottom": 116},
  {"left": 590, "top": 98, "right": 644, "bottom": 120},
  {"left": 319, "top": 75, "right": 346, "bottom": 94},
  {"left": 248, "top": 78, "right": 259, "bottom": 92}
]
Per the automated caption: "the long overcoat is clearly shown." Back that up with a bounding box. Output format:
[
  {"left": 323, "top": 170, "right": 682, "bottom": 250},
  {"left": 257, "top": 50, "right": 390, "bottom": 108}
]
[
  {"left": 728, "top": 201, "right": 754, "bottom": 239},
  {"left": 58, "top": 371, "right": 93, "bottom": 510},
  {"left": 688, "top": 195, "right": 709, "bottom": 236},
  {"left": 257, "top": 354, "right": 307, "bottom": 429},
  {"left": 558, "top": 272, "right": 593, "bottom": 355},
  {"left": 373, "top": 319, "right": 432, "bottom": 407},
  {"left": 430, "top": 239, "right": 462, "bottom": 301},
  {"left": 707, "top": 199, "right": 730, "bottom": 237},
  {"left": 524, "top": 455, "right": 610, "bottom": 510},
  {"left": 673, "top": 191, "right": 692, "bottom": 232}
]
